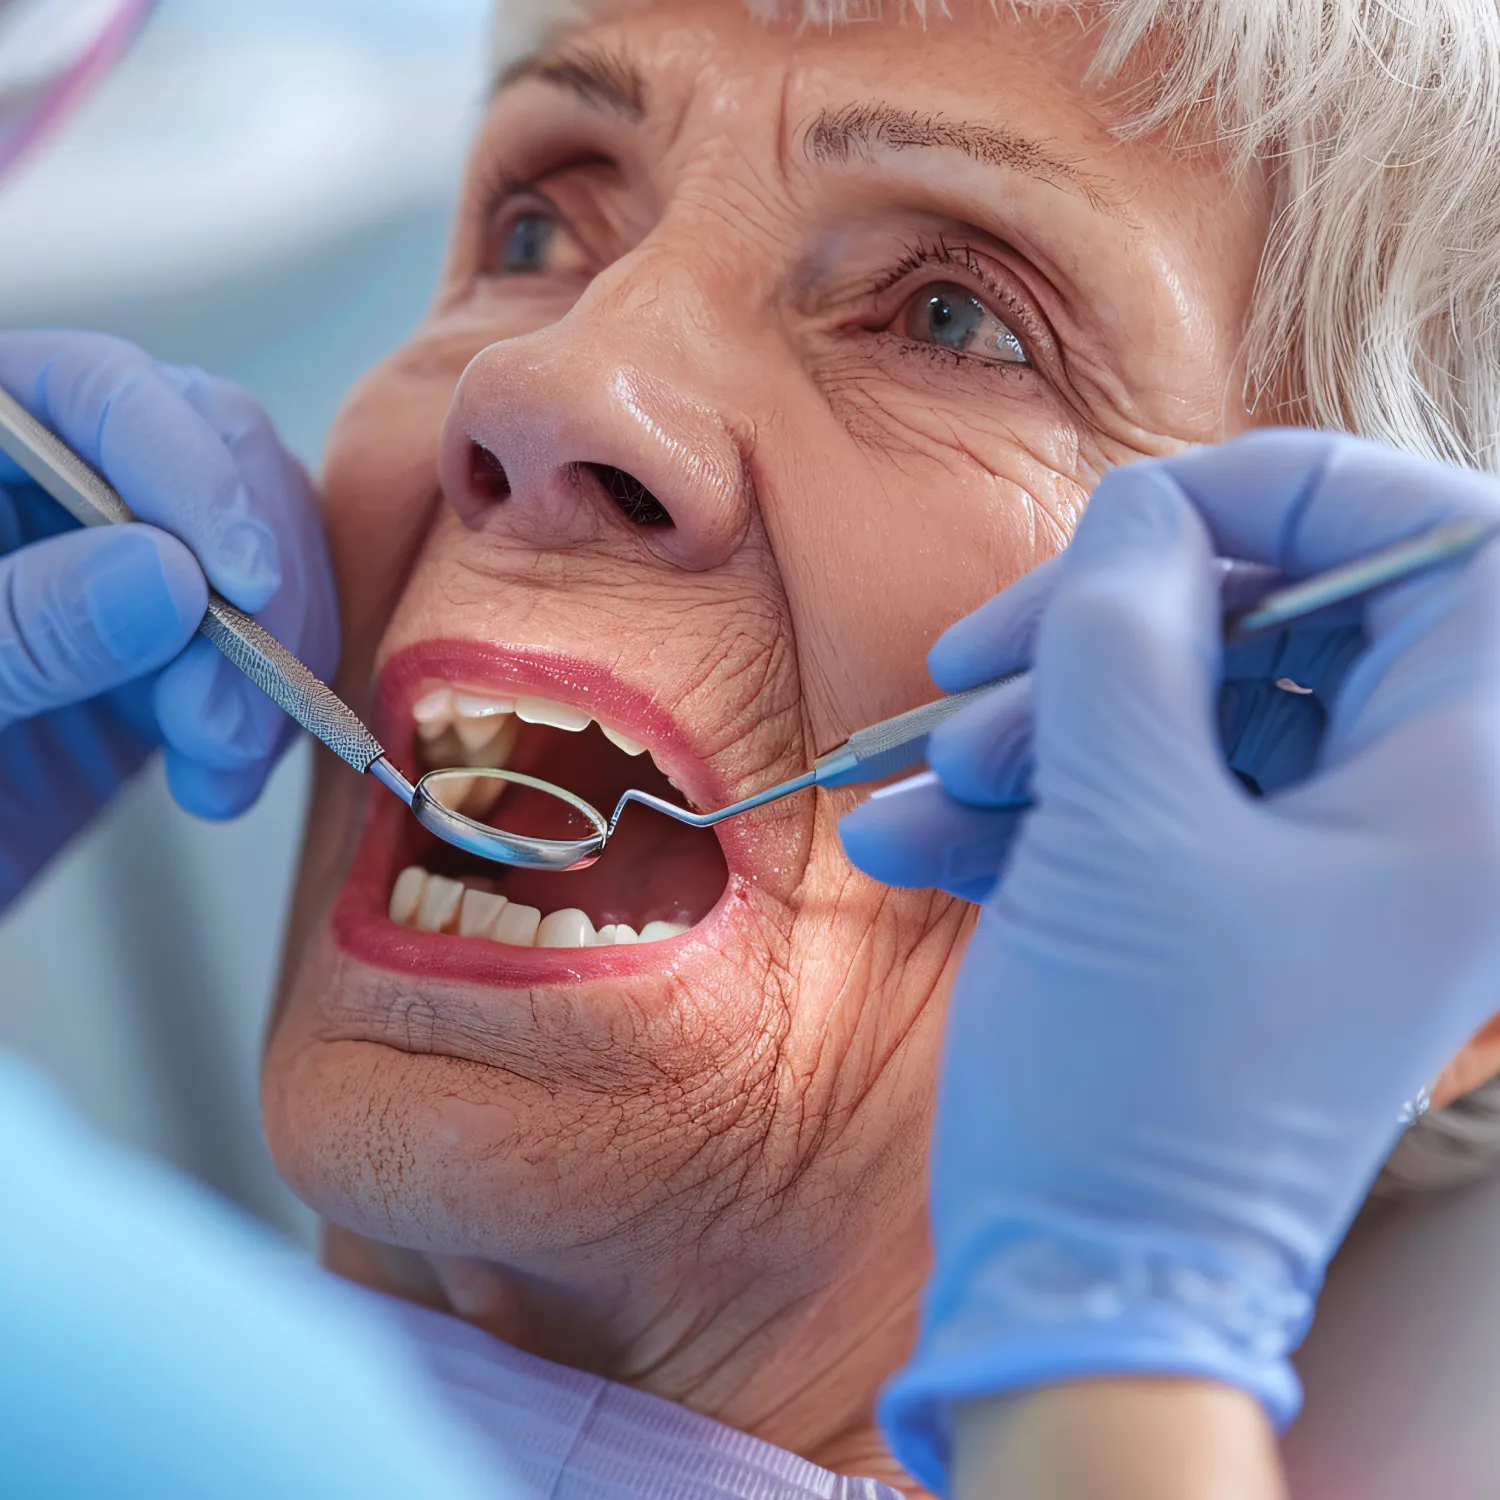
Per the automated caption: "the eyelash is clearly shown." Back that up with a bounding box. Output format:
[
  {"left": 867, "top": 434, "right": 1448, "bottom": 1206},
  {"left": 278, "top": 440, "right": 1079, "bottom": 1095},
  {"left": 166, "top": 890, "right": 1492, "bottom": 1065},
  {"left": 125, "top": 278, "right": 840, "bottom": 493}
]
[{"left": 869, "top": 234, "right": 1040, "bottom": 370}]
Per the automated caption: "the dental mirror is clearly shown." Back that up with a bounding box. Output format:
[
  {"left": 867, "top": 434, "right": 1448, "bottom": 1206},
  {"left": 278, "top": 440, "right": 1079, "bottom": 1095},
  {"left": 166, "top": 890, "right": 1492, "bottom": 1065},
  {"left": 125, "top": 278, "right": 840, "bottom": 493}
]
[{"left": 402, "top": 766, "right": 611, "bottom": 873}]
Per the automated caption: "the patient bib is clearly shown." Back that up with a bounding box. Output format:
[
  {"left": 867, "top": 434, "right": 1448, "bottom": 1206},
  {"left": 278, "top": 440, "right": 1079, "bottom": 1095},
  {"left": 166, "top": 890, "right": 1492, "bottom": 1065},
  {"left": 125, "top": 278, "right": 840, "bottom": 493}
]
[{"left": 351, "top": 1286, "right": 904, "bottom": 1500}]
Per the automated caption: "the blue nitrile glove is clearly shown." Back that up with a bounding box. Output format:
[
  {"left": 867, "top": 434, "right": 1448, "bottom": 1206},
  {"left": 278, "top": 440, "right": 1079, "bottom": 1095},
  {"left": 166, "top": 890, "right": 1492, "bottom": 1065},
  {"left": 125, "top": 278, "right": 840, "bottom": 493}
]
[
  {"left": 863, "top": 431, "right": 1500, "bottom": 1494},
  {"left": 0, "top": 331, "right": 338, "bottom": 908},
  {"left": 0, "top": 1052, "right": 501, "bottom": 1499},
  {"left": 841, "top": 545, "right": 1364, "bottom": 903}
]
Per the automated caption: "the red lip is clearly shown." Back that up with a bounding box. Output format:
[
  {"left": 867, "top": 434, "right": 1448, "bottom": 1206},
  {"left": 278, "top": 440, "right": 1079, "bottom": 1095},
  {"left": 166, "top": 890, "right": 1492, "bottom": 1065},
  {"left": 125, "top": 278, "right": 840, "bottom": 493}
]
[{"left": 331, "top": 640, "right": 753, "bottom": 986}]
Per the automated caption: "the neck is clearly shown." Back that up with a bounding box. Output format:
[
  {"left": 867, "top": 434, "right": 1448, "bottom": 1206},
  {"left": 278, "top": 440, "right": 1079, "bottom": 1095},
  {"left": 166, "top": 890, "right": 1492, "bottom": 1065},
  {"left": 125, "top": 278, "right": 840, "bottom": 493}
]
[{"left": 325, "top": 1212, "right": 932, "bottom": 1496}]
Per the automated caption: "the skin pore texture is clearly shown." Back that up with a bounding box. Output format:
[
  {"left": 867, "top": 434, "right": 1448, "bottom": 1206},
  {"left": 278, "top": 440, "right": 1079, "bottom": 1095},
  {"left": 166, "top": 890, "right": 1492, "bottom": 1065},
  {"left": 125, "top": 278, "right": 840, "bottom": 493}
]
[{"left": 262, "top": 1, "right": 1293, "bottom": 1488}]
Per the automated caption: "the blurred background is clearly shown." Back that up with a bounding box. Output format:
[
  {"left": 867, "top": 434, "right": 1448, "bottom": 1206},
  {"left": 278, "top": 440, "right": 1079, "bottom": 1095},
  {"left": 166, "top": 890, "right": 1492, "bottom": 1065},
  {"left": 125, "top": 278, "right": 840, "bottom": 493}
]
[{"left": 0, "top": 0, "right": 492, "bottom": 1245}]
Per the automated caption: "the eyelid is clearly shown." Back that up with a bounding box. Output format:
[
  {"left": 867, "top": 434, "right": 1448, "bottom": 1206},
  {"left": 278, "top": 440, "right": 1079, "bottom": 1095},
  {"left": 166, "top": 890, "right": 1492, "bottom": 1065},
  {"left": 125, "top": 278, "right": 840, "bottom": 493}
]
[{"left": 486, "top": 176, "right": 563, "bottom": 228}]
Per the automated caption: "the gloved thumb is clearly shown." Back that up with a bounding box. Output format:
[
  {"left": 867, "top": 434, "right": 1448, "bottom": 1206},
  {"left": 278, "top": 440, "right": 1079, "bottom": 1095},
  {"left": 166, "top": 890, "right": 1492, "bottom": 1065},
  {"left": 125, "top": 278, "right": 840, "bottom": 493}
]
[
  {"left": 1029, "top": 461, "right": 1230, "bottom": 813},
  {"left": 0, "top": 524, "right": 206, "bottom": 727}
]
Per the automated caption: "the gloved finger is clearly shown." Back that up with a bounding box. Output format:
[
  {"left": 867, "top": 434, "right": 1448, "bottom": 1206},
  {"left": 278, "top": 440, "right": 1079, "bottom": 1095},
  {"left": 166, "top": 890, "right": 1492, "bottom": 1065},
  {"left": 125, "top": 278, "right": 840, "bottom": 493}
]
[
  {"left": 162, "top": 746, "right": 275, "bottom": 822},
  {"left": 152, "top": 637, "right": 289, "bottom": 774},
  {"left": 839, "top": 771, "right": 1023, "bottom": 901},
  {"left": 1159, "top": 429, "right": 1500, "bottom": 578},
  {"left": 1030, "top": 463, "right": 1233, "bottom": 811},
  {"left": 0, "top": 331, "right": 282, "bottom": 612},
  {"left": 930, "top": 635, "right": 1352, "bottom": 807},
  {"left": 0, "top": 525, "right": 205, "bottom": 729},
  {"left": 927, "top": 554, "right": 1063, "bottom": 692},
  {"left": 924, "top": 675, "right": 1033, "bottom": 807},
  {"left": 1320, "top": 532, "right": 1500, "bottom": 772},
  {"left": 163, "top": 364, "right": 339, "bottom": 677}
]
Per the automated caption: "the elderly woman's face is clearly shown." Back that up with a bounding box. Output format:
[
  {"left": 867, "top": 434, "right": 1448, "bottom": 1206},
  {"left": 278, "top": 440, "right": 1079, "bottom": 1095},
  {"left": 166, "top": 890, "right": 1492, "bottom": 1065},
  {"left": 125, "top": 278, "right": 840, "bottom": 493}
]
[{"left": 265, "top": 0, "right": 1270, "bottom": 1458}]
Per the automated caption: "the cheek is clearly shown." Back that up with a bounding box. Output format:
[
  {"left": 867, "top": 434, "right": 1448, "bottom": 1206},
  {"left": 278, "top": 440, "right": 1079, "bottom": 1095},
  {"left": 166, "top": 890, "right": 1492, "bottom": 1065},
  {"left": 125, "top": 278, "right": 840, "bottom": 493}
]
[
  {"left": 320, "top": 349, "right": 464, "bottom": 687},
  {"left": 759, "top": 381, "right": 1086, "bottom": 735}
]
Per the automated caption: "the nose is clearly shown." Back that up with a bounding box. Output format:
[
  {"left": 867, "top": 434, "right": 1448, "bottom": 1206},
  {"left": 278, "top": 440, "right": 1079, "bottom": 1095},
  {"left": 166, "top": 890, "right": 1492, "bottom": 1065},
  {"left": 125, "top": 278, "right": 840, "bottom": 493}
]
[{"left": 437, "top": 273, "right": 756, "bottom": 571}]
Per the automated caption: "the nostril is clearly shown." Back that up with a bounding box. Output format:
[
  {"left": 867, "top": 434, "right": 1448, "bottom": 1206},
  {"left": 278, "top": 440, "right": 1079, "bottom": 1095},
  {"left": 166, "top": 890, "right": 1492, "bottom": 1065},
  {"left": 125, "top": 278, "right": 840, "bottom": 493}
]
[
  {"left": 469, "top": 442, "right": 511, "bottom": 502},
  {"left": 582, "top": 463, "right": 673, "bottom": 527}
]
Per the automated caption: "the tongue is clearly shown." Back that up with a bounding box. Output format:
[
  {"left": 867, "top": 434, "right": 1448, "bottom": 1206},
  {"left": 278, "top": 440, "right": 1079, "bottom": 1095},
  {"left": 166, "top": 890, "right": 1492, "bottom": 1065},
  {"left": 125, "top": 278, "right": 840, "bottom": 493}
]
[{"left": 494, "top": 808, "right": 728, "bottom": 928}]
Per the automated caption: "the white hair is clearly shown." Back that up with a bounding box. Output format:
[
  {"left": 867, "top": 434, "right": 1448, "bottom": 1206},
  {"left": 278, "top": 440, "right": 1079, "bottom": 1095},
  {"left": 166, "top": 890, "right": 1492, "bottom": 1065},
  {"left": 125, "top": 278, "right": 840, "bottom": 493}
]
[{"left": 490, "top": 0, "right": 1500, "bottom": 1188}]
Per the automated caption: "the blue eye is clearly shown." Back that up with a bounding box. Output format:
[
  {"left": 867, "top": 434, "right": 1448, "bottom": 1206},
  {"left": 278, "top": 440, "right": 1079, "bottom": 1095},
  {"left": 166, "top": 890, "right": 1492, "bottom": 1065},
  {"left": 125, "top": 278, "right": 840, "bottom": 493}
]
[
  {"left": 502, "top": 214, "right": 554, "bottom": 273},
  {"left": 903, "top": 281, "right": 1027, "bottom": 364}
]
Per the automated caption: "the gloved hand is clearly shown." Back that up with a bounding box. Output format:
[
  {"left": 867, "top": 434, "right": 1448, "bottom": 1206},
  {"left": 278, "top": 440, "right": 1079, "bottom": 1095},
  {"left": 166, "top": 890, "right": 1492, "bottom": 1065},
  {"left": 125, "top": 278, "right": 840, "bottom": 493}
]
[
  {"left": 841, "top": 551, "right": 1364, "bottom": 903},
  {"left": 854, "top": 431, "right": 1500, "bottom": 1493},
  {"left": 0, "top": 331, "right": 338, "bottom": 908}
]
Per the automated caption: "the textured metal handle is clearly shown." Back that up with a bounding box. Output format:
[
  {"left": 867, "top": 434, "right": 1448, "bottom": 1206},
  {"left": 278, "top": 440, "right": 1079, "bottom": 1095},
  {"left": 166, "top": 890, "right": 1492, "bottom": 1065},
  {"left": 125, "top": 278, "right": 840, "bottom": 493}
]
[
  {"left": 0, "top": 384, "right": 134, "bottom": 526},
  {"left": 812, "top": 678, "right": 1021, "bottom": 789},
  {"left": 197, "top": 599, "right": 384, "bottom": 773},
  {"left": 853, "top": 678, "right": 1014, "bottom": 759},
  {"left": 0, "top": 381, "right": 384, "bottom": 774}
]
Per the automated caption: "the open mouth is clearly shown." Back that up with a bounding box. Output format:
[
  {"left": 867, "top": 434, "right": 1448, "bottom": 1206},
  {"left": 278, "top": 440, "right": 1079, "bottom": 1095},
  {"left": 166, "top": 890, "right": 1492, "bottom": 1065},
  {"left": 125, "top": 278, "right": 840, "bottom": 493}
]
[{"left": 373, "top": 659, "right": 733, "bottom": 953}]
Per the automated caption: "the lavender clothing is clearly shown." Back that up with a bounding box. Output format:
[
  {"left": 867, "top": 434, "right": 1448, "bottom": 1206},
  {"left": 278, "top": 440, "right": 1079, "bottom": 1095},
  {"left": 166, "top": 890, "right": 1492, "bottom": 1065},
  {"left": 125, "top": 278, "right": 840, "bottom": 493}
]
[{"left": 351, "top": 1287, "right": 906, "bottom": 1500}]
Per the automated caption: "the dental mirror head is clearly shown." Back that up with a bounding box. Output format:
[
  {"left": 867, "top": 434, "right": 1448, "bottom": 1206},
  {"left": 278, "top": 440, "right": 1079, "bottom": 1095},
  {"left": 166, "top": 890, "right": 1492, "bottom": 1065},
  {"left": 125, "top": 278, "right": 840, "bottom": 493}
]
[{"left": 409, "top": 767, "right": 609, "bottom": 872}]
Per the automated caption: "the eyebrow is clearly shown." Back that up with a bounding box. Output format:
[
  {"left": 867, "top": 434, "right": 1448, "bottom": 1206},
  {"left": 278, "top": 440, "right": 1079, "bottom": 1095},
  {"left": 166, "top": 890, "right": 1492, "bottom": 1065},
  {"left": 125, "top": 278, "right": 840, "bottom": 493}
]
[
  {"left": 804, "top": 102, "right": 1116, "bottom": 215},
  {"left": 493, "top": 46, "right": 647, "bottom": 123}
]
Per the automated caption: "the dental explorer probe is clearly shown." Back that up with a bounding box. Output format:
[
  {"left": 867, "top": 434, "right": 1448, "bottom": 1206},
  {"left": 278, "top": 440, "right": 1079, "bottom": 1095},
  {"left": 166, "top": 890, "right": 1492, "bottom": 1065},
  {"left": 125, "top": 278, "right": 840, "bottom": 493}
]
[{"left": 3, "top": 381, "right": 1497, "bottom": 874}]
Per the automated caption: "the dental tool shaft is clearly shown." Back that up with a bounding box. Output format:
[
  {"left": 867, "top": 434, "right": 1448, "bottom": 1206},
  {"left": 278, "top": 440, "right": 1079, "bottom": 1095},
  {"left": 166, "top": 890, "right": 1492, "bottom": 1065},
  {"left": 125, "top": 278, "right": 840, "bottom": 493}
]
[
  {"left": 616, "top": 515, "right": 1500, "bottom": 836},
  {"left": 0, "top": 384, "right": 388, "bottom": 773},
  {"left": 1222, "top": 517, "right": 1500, "bottom": 641}
]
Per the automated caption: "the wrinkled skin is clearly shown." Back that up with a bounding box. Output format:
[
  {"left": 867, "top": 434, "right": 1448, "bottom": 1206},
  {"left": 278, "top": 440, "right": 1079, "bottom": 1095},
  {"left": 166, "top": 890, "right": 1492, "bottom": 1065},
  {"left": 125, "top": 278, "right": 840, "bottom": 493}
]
[{"left": 264, "top": 0, "right": 1274, "bottom": 1486}]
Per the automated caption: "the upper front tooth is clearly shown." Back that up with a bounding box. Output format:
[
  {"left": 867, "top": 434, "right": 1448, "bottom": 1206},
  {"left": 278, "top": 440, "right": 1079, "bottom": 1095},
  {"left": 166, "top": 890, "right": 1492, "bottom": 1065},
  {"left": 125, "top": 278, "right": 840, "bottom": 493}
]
[
  {"left": 515, "top": 697, "right": 591, "bottom": 732},
  {"left": 454, "top": 713, "right": 510, "bottom": 754},
  {"left": 453, "top": 692, "right": 513, "bottom": 719},
  {"left": 600, "top": 723, "right": 646, "bottom": 756},
  {"left": 414, "top": 689, "right": 455, "bottom": 743},
  {"left": 413, "top": 688, "right": 453, "bottom": 726}
]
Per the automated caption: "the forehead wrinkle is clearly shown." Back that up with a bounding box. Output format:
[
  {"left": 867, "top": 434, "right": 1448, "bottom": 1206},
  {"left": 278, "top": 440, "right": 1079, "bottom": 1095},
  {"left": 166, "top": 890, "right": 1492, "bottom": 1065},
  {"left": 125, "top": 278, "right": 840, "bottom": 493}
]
[
  {"left": 493, "top": 43, "right": 647, "bottom": 122},
  {"left": 803, "top": 101, "right": 1119, "bottom": 217}
]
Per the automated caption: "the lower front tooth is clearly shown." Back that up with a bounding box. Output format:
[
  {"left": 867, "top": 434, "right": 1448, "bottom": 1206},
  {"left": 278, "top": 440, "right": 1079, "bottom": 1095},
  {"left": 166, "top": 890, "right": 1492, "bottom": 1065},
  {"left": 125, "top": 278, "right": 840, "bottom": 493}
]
[
  {"left": 491, "top": 901, "right": 541, "bottom": 946},
  {"left": 459, "top": 888, "right": 507, "bottom": 937},
  {"left": 417, "top": 874, "right": 464, "bottom": 932},
  {"left": 595, "top": 923, "right": 638, "bottom": 946},
  {"left": 536, "top": 908, "right": 596, "bottom": 948},
  {"left": 639, "top": 920, "right": 690, "bottom": 942},
  {"left": 389, "top": 866, "right": 426, "bottom": 925}
]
